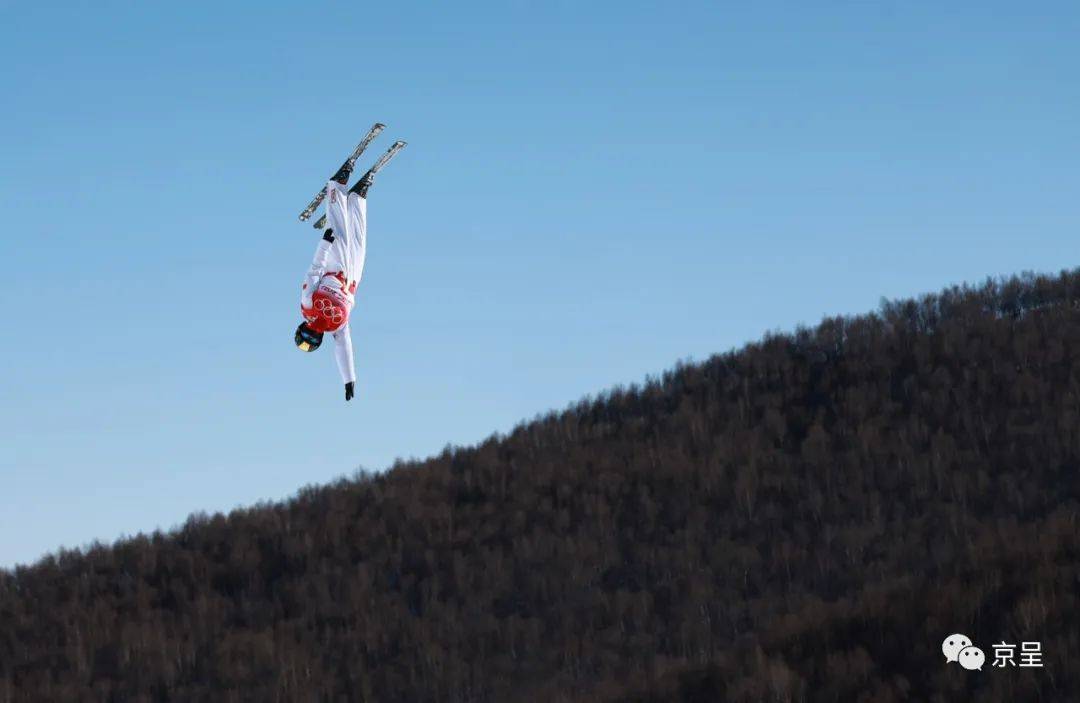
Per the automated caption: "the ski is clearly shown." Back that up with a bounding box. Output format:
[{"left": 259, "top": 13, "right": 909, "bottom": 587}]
[
  {"left": 312, "top": 140, "right": 408, "bottom": 229},
  {"left": 297, "top": 123, "right": 385, "bottom": 222}
]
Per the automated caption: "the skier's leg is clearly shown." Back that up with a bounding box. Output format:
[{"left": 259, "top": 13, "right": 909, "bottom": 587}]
[
  {"left": 341, "top": 190, "right": 371, "bottom": 285},
  {"left": 325, "top": 180, "right": 353, "bottom": 242},
  {"left": 346, "top": 191, "right": 367, "bottom": 248}
]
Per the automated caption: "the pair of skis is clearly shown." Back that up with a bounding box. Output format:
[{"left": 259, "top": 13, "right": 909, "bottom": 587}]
[{"left": 297, "top": 122, "right": 407, "bottom": 228}]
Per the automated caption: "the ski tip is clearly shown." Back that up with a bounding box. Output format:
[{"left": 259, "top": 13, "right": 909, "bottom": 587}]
[
  {"left": 394, "top": 140, "right": 407, "bottom": 148},
  {"left": 374, "top": 122, "right": 386, "bottom": 131}
]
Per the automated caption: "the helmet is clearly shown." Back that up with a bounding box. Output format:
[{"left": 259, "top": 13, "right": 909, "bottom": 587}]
[
  {"left": 301, "top": 287, "right": 349, "bottom": 333},
  {"left": 294, "top": 322, "right": 323, "bottom": 352}
]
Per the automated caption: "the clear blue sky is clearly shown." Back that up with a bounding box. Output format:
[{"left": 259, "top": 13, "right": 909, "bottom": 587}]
[{"left": 1, "top": 1, "right": 1077, "bottom": 568}]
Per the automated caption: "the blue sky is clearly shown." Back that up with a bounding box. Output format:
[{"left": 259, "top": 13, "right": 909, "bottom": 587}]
[{"left": 1, "top": 1, "right": 1077, "bottom": 568}]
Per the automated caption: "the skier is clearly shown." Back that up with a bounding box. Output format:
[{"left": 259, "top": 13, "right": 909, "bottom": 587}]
[{"left": 293, "top": 161, "right": 375, "bottom": 402}]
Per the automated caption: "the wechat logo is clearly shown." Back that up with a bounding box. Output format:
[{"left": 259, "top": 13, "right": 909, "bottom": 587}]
[{"left": 942, "top": 633, "right": 985, "bottom": 671}]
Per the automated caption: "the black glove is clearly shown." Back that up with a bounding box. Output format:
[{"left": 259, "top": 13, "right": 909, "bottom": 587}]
[
  {"left": 345, "top": 382, "right": 354, "bottom": 401},
  {"left": 322, "top": 228, "right": 335, "bottom": 243}
]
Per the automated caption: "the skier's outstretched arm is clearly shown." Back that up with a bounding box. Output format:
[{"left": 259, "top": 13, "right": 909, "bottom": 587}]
[{"left": 331, "top": 323, "right": 357, "bottom": 401}]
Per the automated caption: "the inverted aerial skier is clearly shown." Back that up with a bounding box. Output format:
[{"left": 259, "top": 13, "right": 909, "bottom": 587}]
[
  {"left": 293, "top": 171, "right": 368, "bottom": 400},
  {"left": 294, "top": 130, "right": 405, "bottom": 402}
]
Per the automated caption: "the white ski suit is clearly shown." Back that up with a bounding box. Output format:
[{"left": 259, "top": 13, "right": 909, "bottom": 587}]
[{"left": 301, "top": 180, "right": 368, "bottom": 385}]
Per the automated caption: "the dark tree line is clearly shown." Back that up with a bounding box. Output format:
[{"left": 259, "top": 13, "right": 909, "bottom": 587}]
[{"left": 2, "top": 270, "right": 1080, "bottom": 702}]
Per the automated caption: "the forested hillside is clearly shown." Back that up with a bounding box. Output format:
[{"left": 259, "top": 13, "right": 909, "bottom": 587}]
[{"left": 3, "top": 271, "right": 1079, "bottom": 702}]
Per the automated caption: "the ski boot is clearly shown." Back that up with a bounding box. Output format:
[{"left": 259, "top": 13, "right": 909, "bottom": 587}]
[
  {"left": 330, "top": 161, "right": 354, "bottom": 186},
  {"left": 351, "top": 171, "right": 375, "bottom": 198}
]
